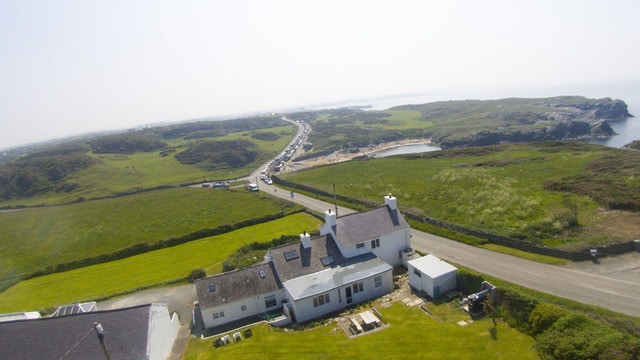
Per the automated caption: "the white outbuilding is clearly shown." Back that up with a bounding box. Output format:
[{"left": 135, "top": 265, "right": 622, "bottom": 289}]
[{"left": 407, "top": 254, "right": 458, "bottom": 298}]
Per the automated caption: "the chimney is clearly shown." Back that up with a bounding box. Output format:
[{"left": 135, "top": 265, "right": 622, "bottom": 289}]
[
  {"left": 300, "top": 231, "right": 311, "bottom": 249},
  {"left": 385, "top": 193, "right": 397, "bottom": 210},
  {"left": 325, "top": 209, "right": 337, "bottom": 227}
]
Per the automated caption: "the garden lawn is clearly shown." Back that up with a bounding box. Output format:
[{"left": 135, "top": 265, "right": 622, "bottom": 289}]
[
  {"left": 0, "top": 212, "right": 321, "bottom": 313},
  {"left": 183, "top": 302, "right": 538, "bottom": 360}
]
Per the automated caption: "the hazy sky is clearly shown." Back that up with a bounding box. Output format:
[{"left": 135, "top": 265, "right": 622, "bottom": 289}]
[{"left": 1, "top": 0, "right": 639, "bottom": 149}]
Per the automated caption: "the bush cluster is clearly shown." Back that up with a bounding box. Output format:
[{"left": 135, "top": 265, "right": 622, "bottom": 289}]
[{"left": 459, "top": 272, "right": 640, "bottom": 359}]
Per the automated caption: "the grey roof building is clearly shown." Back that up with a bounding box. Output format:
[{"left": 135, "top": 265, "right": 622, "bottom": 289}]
[{"left": 0, "top": 303, "right": 180, "bottom": 360}]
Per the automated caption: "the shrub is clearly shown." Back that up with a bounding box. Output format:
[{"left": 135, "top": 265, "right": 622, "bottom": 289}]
[
  {"left": 496, "top": 286, "right": 538, "bottom": 332},
  {"left": 535, "top": 314, "right": 637, "bottom": 360},
  {"left": 188, "top": 268, "right": 207, "bottom": 282},
  {"left": 528, "top": 303, "right": 568, "bottom": 336},
  {"left": 456, "top": 268, "right": 484, "bottom": 294}
]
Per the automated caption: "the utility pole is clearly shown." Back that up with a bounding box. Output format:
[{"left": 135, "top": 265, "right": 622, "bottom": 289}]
[{"left": 94, "top": 322, "right": 112, "bottom": 360}]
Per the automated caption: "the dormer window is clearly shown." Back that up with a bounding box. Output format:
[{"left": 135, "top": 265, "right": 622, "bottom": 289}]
[{"left": 259, "top": 269, "right": 266, "bottom": 278}]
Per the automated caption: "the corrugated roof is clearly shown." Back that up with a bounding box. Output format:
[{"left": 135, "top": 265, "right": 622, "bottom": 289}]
[
  {"left": 195, "top": 262, "right": 281, "bottom": 309},
  {"left": 334, "top": 206, "right": 410, "bottom": 247}
]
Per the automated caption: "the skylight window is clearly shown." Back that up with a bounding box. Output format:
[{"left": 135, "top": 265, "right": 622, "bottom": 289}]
[
  {"left": 259, "top": 269, "right": 266, "bottom": 278},
  {"left": 208, "top": 283, "right": 217, "bottom": 292},
  {"left": 320, "top": 256, "right": 335, "bottom": 266},
  {"left": 284, "top": 250, "right": 299, "bottom": 261}
]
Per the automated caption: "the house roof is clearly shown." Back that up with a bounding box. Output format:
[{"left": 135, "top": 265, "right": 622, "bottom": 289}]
[
  {"left": 195, "top": 262, "right": 281, "bottom": 309},
  {"left": 0, "top": 311, "right": 41, "bottom": 323},
  {"left": 268, "top": 234, "right": 346, "bottom": 283},
  {"left": 283, "top": 254, "right": 392, "bottom": 301},
  {"left": 408, "top": 254, "right": 458, "bottom": 278},
  {"left": 0, "top": 303, "right": 164, "bottom": 360},
  {"left": 334, "top": 206, "right": 410, "bottom": 247}
]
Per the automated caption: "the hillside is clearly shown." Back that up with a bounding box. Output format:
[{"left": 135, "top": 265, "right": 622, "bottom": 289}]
[
  {"left": 289, "top": 96, "right": 632, "bottom": 154},
  {"left": 0, "top": 116, "right": 293, "bottom": 205}
]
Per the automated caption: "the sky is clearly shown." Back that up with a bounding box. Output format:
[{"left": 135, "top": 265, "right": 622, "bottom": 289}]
[{"left": 1, "top": 0, "right": 639, "bottom": 149}]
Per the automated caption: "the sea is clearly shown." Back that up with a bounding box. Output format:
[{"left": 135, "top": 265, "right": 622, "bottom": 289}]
[{"left": 312, "top": 81, "right": 640, "bottom": 152}]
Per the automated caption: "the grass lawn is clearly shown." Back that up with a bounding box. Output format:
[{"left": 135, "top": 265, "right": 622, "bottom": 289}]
[
  {"left": 183, "top": 302, "right": 538, "bottom": 359},
  {"left": 0, "top": 212, "right": 321, "bottom": 313},
  {"left": 0, "top": 188, "right": 297, "bottom": 289}
]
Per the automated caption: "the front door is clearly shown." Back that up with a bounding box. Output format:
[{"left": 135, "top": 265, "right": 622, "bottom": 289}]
[{"left": 346, "top": 286, "right": 353, "bottom": 304}]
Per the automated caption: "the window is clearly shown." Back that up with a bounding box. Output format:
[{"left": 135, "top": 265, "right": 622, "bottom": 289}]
[
  {"left": 374, "top": 275, "right": 382, "bottom": 288},
  {"left": 414, "top": 268, "right": 422, "bottom": 277},
  {"left": 356, "top": 243, "right": 365, "bottom": 249},
  {"left": 208, "top": 283, "right": 217, "bottom": 292},
  {"left": 371, "top": 238, "right": 380, "bottom": 249},
  {"left": 353, "top": 282, "right": 363, "bottom": 294},
  {"left": 265, "top": 295, "right": 277, "bottom": 308},
  {"left": 320, "top": 256, "right": 334, "bottom": 266},
  {"left": 241, "top": 304, "right": 247, "bottom": 312},
  {"left": 313, "top": 294, "right": 330, "bottom": 307},
  {"left": 284, "top": 250, "right": 299, "bottom": 261},
  {"left": 212, "top": 311, "right": 224, "bottom": 319}
]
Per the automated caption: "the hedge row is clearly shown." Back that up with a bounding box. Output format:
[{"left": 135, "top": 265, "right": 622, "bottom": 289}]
[{"left": 22, "top": 208, "right": 306, "bottom": 281}]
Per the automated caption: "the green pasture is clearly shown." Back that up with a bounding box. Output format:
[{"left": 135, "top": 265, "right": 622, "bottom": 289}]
[
  {"left": 184, "top": 302, "right": 538, "bottom": 360},
  {"left": 281, "top": 142, "right": 635, "bottom": 248},
  {"left": 0, "top": 188, "right": 297, "bottom": 289},
  {"left": 0, "top": 212, "right": 321, "bottom": 313}
]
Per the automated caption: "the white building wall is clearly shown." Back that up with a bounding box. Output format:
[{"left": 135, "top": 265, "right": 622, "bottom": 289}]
[
  {"left": 408, "top": 263, "right": 457, "bottom": 298},
  {"left": 287, "top": 269, "right": 393, "bottom": 324},
  {"left": 201, "top": 289, "right": 285, "bottom": 329},
  {"left": 373, "top": 229, "right": 411, "bottom": 266},
  {"left": 147, "top": 304, "right": 181, "bottom": 360}
]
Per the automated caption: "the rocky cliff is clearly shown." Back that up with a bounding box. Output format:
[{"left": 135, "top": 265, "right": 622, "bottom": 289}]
[{"left": 439, "top": 98, "right": 632, "bottom": 149}]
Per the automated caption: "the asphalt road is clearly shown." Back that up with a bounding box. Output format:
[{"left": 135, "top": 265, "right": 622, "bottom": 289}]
[{"left": 267, "top": 184, "right": 640, "bottom": 317}]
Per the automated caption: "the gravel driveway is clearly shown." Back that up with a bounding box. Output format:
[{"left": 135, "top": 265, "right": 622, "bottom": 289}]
[{"left": 98, "top": 284, "right": 197, "bottom": 325}]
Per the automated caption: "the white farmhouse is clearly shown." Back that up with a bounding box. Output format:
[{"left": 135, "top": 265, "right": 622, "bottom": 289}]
[{"left": 195, "top": 194, "right": 413, "bottom": 330}]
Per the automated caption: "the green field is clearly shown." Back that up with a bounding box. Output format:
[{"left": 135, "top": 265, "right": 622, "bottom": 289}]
[
  {"left": 0, "top": 187, "right": 298, "bottom": 290},
  {"left": 0, "top": 212, "right": 321, "bottom": 313},
  {"left": 280, "top": 142, "right": 640, "bottom": 248},
  {"left": 1, "top": 124, "right": 296, "bottom": 206},
  {"left": 184, "top": 302, "right": 538, "bottom": 360}
]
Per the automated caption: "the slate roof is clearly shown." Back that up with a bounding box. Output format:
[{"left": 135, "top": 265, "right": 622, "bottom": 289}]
[
  {"left": 195, "top": 262, "right": 281, "bottom": 309},
  {"left": 0, "top": 304, "right": 160, "bottom": 360},
  {"left": 268, "top": 234, "right": 346, "bottom": 283},
  {"left": 333, "top": 206, "right": 410, "bottom": 247}
]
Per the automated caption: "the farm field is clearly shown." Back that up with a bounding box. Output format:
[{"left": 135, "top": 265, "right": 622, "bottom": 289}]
[
  {"left": 0, "top": 187, "right": 299, "bottom": 291},
  {"left": 0, "top": 212, "right": 321, "bottom": 313},
  {"left": 280, "top": 141, "right": 640, "bottom": 249},
  {"left": 184, "top": 301, "right": 538, "bottom": 360}
]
